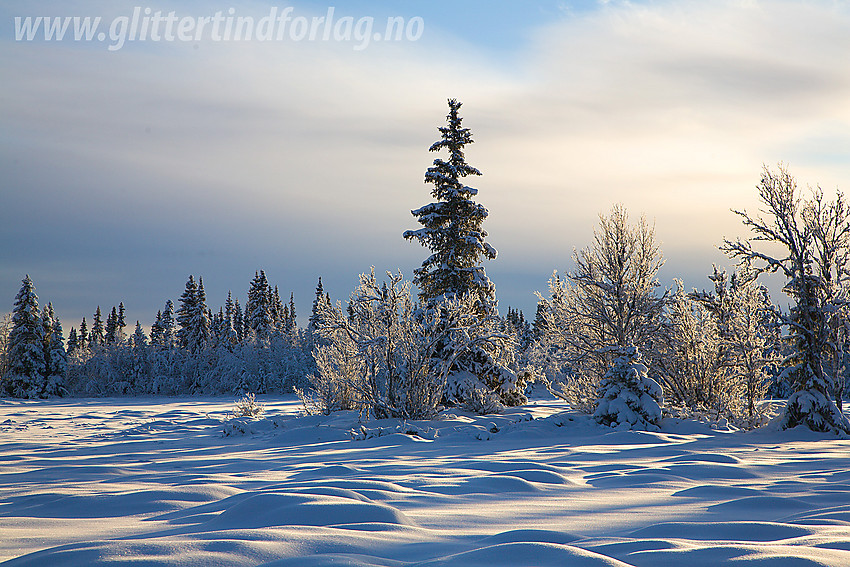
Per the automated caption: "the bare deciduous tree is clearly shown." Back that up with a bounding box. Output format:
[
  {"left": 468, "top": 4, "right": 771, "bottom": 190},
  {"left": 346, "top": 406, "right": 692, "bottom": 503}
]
[
  {"left": 723, "top": 164, "right": 850, "bottom": 434},
  {"left": 532, "top": 205, "right": 667, "bottom": 418}
]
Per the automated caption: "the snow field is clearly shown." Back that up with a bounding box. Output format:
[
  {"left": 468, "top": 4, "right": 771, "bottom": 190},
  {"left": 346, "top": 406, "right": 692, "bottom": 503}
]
[{"left": 2, "top": 395, "right": 850, "bottom": 565}]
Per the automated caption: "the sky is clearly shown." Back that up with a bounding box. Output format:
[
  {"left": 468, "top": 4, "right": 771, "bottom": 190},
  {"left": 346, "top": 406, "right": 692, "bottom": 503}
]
[{"left": 3, "top": 0, "right": 850, "bottom": 330}]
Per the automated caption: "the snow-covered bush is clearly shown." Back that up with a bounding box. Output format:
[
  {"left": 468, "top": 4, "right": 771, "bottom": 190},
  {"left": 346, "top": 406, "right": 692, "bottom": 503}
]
[
  {"left": 297, "top": 343, "right": 363, "bottom": 416},
  {"left": 530, "top": 276, "right": 599, "bottom": 413},
  {"left": 231, "top": 392, "right": 265, "bottom": 418},
  {"left": 661, "top": 281, "right": 734, "bottom": 412},
  {"left": 309, "top": 270, "right": 447, "bottom": 420},
  {"left": 307, "top": 269, "right": 517, "bottom": 419},
  {"left": 710, "top": 267, "right": 780, "bottom": 421},
  {"left": 660, "top": 271, "right": 780, "bottom": 424},
  {"left": 594, "top": 346, "right": 663, "bottom": 430},
  {"left": 457, "top": 380, "right": 505, "bottom": 415}
]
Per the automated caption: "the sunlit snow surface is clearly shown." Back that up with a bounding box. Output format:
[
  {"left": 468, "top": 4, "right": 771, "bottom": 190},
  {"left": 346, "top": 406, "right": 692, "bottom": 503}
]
[{"left": 3, "top": 394, "right": 850, "bottom": 566}]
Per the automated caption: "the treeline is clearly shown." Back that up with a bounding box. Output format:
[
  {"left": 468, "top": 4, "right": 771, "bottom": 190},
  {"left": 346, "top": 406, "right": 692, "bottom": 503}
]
[{"left": 0, "top": 271, "right": 316, "bottom": 398}]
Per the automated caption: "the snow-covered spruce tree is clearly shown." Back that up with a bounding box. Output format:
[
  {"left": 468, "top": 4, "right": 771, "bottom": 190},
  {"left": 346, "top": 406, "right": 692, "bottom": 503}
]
[
  {"left": 90, "top": 306, "right": 105, "bottom": 347},
  {"left": 532, "top": 205, "right": 666, "bottom": 427},
  {"left": 285, "top": 292, "right": 297, "bottom": 345},
  {"left": 724, "top": 164, "right": 850, "bottom": 434},
  {"left": 247, "top": 270, "right": 273, "bottom": 342},
  {"left": 130, "top": 321, "right": 149, "bottom": 385},
  {"left": 161, "top": 300, "right": 176, "bottom": 349},
  {"left": 504, "top": 307, "right": 534, "bottom": 371},
  {"left": 105, "top": 306, "right": 119, "bottom": 344},
  {"left": 150, "top": 310, "right": 165, "bottom": 347},
  {"left": 42, "top": 303, "right": 67, "bottom": 397},
  {"left": 176, "top": 275, "right": 210, "bottom": 355},
  {"left": 3, "top": 276, "right": 46, "bottom": 398},
  {"left": 404, "top": 99, "right": 496, "bottom": 304},
  {"left": 78, "top": 317, "right": 89, "bottom": 350},
  {"left": 66, "top": 327, "right": 78, "bottom": 356},
  {"left": 177, "top": 276, "right": 198, "bottom": 349},
  {"left": 403, "top": 99, "right": 521, "bottom": 410},
  {"left": 222, "top": 291, "right": 239, "bottom": 350},
  {"left": 306, "top": 277, "right": 329, "bottom": 350},
  {"left": 233, "top": 298, "right": 244, "bottom": 343},
  {"left": 117, "top": 303, "right": 126, "bottom": 340},
  {"left": 189, "top": 278, "right": 211, "bottom": 354},
  {"left": 593, "top": 346, "right": 662, "bottom": 430}
]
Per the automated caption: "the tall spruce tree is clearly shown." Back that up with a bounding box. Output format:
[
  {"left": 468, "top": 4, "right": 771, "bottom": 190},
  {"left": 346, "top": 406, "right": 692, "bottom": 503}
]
[
  {"left": 309, "top": 277, "right": 325, "bottom": 331},
  {"left": 177, "top": 276, "right": 199, "bottom": 349},
  {"left": 91, "top": 307, "right": 105, "bottom": 346},
  {"left": 117, "top": 302, "right": 126, "bottom": 338},
  {"left": 161, "top": 300, "right": 175, "bottom": 349},
  {"left": 78, "top": 317, "right": 88, "bottom": 349},
  {"left": 404, "top": 98, "right": 497, "bottom": 308},
  {"left": 403, "top": 99, "right": 522, "bottom": 409},
  {"left": 177, "top": 276, "right": 210, "bottom": 355},
  {"left": 105, "top": 307, "right": 119, "bottom": 344},
  {"left": 189, "top": 278, "right": 211, "bottom": 354},
  {"left": 150, "top": 311, "right": 165, "bottom": 347},
  {"left": 44, "top": 303, "right": 66, "bottom": 396},
  {"left": 224, "top": 291, "right": 238, "bottom": 346},
  {"left": 67, "top": 327, "right": 79, "bottom": 354},
  {"left": 4, "top": 276, "right": 46, "bottom": 398},
  {"left": 287, "top": 292, "right": 297, "bottom": 343},
  {"left": 233, "top": 298, "right": 244, "bottom": 343},
  {"left": 247, "top": 270, "right": 273, "bottom": 341}
]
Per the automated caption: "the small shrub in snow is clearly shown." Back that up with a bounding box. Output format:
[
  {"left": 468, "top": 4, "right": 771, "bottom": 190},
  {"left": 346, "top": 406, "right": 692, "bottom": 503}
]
[
  {"left": 459, "top": 381, "right": 504, "bottom": 415},
  {"left": 231, "top": 392, "right": 265, "bottom": 418},
  {"left": 781, "top": 386, "right": 849, "bottom": 434},
  {"left": 594, "top": 346, "right": 663, "bottom": 430},
  {"left": 296, "top": 343, "right": 363, "bottom": 416},
  {"left": 663, "top": 401, "right": 776, "bottom": 430},
  {"left": 222, "top": 417, "right": 257, "bottom": 436}
]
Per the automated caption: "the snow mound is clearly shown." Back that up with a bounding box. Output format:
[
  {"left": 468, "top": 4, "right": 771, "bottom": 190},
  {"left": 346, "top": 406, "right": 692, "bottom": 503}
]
[
  {"left": 629, "top": 521, "right": 814, "bottom": 542},
  {"left": 415, "top": 542, "right": 635, "bottom": 567},
  {"left": 202, "top": 492, "right": 414, "bottom": 530}
]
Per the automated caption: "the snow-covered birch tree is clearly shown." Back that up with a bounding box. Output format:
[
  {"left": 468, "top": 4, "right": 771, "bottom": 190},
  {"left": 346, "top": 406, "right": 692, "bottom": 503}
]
[
  {"left": 723, "top": 164, "right": 850, "bottom": 434},
  {"left": 533, "top": 205, "right": 666, "bottom": 426}
]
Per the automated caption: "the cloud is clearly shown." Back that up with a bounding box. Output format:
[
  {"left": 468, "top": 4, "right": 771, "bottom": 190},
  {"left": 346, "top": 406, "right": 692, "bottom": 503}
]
[
  {"left": 472, "top": 0, "right": 850, "bottom": 265},
  {"left": 2, "top": 0, "right": 850, "bottom": 323}
]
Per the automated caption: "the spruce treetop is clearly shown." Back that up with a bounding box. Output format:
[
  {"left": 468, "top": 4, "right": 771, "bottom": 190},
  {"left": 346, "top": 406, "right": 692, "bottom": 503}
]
[{"left": 404, "top": 99, "right": 497, "bottom": 306}]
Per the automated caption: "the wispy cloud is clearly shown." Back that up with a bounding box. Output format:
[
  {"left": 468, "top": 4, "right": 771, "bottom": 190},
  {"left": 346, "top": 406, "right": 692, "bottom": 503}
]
[{"left": 2, "top": 0, "right": 849, "bottom": 322}]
